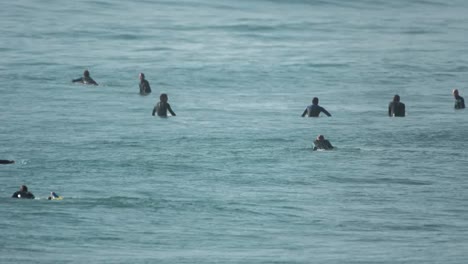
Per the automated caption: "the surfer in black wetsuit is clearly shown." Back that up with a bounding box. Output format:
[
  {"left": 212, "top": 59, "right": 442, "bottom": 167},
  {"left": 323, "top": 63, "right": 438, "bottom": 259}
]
[
  {"left": 301, "top": 97, "right": 331, "bottom": 117},
  {"left": 152, "top": 93, "right": 176, "bottom": 117},
  {"left": 453, "top": 89, "right": 465, "bottom": 109},
  {"left": 0, "top": 160, "right": 14, "bottom": 164},
  {"left": 313, "top": 135, "right": 334, "bottom": 150},
  {"left": 139, "top": 73, "right": 152, "bottom": 95},
  {"left": 11, "top": 185, "right": 35, "bottom": 199},
  {"left": 388, "top": 94, "right": 405, "bottom": 117},
  {"left": 72, "top": 70, "right": 98, "bottom": 85}
]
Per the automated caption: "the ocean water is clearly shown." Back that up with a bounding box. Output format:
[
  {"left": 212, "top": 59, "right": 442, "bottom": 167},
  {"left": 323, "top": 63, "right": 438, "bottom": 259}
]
[{"left": 1, "top": 0, "right": 468, "bottom": 263}]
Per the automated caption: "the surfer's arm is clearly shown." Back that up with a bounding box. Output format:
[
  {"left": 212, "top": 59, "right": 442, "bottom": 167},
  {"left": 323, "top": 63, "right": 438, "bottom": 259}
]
[
  {"left": 167, "top": 104, "right": 176, "bottom": 116},
  {"left": 72, "top": 77, "right": 83, "bottom": 83},
  {"left": 313, "top": 140, "right": 319, "bottom": 149},
  {"left": 321, "top": 107, "right": 331, "bottom": 117},
  {"left": 301, "top": 109, "right": 307, "bottom": 117},
  {"left": 89, "top": 78, "right": 98, "bottom": 85},
  {"left": 144, "top": 81, "right": 151, "bottom": 93}
]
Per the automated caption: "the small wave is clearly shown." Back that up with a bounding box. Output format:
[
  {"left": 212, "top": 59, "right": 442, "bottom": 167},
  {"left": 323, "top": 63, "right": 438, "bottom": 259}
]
[
  {"left": 210, "top": 24, "right": 278, "bottom": 32},
  {"left": 401, "top": 29, "right": 441, "bottom": 35},
  {"left": 305, "top": 62, "right": 350, "bottom": 68},
  {"left": 109, "top": 33, "right": 142, "bottom": 40},
  {"left": 411, "top": 0, "right": 451, "bottom": 7},
  {"left": 432, "top": 72, "right": 457, "bottom": 78},
  {"left": 326, "top": 176, "right": 431, "bottom": 185},
  {"left": 379, "top": 178, "right": 431, "bottom": 185},
  {"left": 255, "top": 138, "right": 296, "bottom": 143},
  {"left": 257, "top": 0, "right": 448, "bottom": 10},
  {"left": 155, "top": 0, "right": 246, "bottom": 12},
  {"left": 134, "top": 47, "right": 175, "bottom": 52},
  {"left": 75, "top": 196, "right": 157, "bottom": 209},
  {"left": 449, "top": 66, "right": 468, "bottom": 72},
  {"left": 382, "top": 223, "right": 451, "bottom": 231}
]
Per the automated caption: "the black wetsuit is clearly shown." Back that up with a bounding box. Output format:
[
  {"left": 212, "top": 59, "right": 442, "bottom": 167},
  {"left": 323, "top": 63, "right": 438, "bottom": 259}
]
[
  {"left": 313, "top": 139, "right": 334, "bottom": 150},
  {"left": 11, "top": 191, "right": 35, "bottom": 199},
  {"left": 454, "top": 95, "right": 465, "bottom": 109},
  {"left": 152, "top": 102, "right": 176, "bottom": 117},
  {"left": 302, "top": 104, "right": 331, "bottom": 117},
  {"left": 139, "top": 80, "right": 152, "bottom": 94},
  {"left": 388, "top": 101, "right": 405, "bottom": 117},
  {"left": 0, "top": 160, "right": 14, "bottom": 164},
  {"left": 72, "top": 76, "right": 98, "bottom": 85}
]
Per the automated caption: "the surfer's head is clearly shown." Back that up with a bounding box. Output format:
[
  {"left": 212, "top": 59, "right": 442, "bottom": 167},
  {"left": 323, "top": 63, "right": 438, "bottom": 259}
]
[
  {"left": 139, "top": 73, "right": 145, "bottom": 80},
  {"left": 312, "top": 97, "right": 319, "bottom": 105},
  {"left": 84, "top": 70, "right": 90, "bottom": 77},
  {"left": 20, "top": 185, "right": 28, "bottom": 192},
  {"left": 453, "top": 89, "right": 459, "bottom": 96},
  {"left": 393, "top": 94, "right": 400, "bottom": 102},
  {"left": 317, "top": 135, "right": 325, "bottom": 141},
  {"left": 160, "top": 93, "right": 168, "bottom": 102}
]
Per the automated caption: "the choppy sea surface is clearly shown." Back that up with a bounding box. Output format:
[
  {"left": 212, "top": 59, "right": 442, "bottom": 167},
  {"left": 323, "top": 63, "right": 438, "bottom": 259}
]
[{"left": 1, "top": 0, "right": 468, "bottom": 263}]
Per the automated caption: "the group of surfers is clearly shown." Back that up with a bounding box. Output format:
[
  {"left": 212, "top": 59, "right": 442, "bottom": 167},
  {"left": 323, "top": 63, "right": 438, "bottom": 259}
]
[
  {"left": 72, "top": 69, "right": 465, "bottom": 120},
  {"left": 72, "top": 70, "right": 176, "bottom": 117},
  {"left": 3, "top": 71, "right": 465, "bottom": 198},
  {"left": 300, "top": 90, "right": 464, "bottom": 150}
]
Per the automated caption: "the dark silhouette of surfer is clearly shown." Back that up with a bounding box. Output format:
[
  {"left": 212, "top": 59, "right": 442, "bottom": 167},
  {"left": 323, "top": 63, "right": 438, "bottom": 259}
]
[
  {"left": 11, "top": 185, "right": 35, "bottom": 199},
  {"left": 313, "top": 135, "right": 334, "bottom": 150},
  {"left": 388, "top": 94, "right": 405, "bottom": 117},
  {"left": 72, "top": 70, "right": 98, "bottom": 85},
  {"left": 301, "top": 97, "right": 331, "bottom": 117}
]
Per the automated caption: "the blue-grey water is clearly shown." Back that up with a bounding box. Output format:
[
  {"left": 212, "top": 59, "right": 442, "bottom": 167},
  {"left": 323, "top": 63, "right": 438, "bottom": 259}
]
[{"left": 1, "top": 0, "right": 468, "bottom": 263}]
